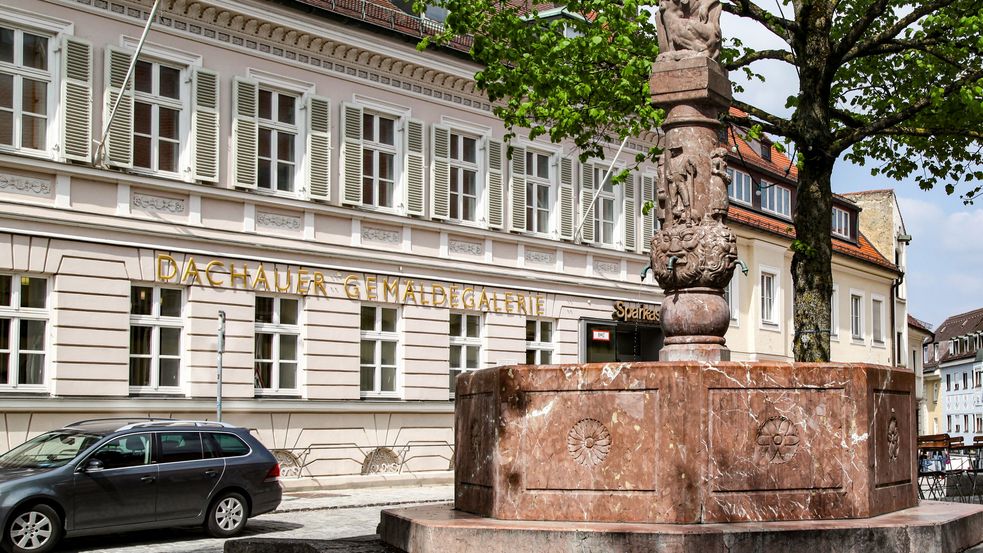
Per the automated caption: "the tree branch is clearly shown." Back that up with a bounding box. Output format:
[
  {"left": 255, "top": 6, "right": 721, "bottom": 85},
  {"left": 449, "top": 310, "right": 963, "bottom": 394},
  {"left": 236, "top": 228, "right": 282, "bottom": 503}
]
[
  {"left": 724, "top": 48, "right": 796, "bottom": 70},
  {"left": 874, "top": 128, "right": 983, "bottom": 140},
  {"left": 831, "top": 0, "right": 892, "bottom": 60},
  {"left": 843, "top": 0, "right": 959, "bottom": 62},
  {"left": 721, "top": 1, "right": 796, "bottom": 45},
  {"left": 728, "top": 99, "right": 792, "bottom": 138},
  {"left": 833, "top": 66, "right": 983, "bottom": 151}
]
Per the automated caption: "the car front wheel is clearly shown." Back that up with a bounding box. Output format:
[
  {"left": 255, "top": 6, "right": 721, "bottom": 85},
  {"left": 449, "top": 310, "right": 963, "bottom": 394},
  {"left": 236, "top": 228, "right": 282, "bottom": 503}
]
[
  {"left": 4, "top": 504, "right": 63, "bottom": 553},
  {"left": 205, "top": 492, "right": 248, "bottom": 538}
]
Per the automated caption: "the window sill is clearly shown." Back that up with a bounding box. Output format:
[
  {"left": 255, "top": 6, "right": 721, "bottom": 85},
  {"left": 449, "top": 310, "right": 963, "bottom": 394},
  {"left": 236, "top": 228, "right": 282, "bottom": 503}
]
[
  {"left": 360, "top": 392, "right": 402, "bottom": 400},
  {"left": 759, "top": 321, "right": 781, "bottom": 333},
  {"left": 0, "top": 146, "right": 55, "bottom": 161},
  {"left": 129, "top": 387, "right": 185, "bottom": 396},
  {"left": 130, "top": 167, "right": 188, "bottom": 183},
  {"left": 252, "top": 187, "right": 304, "bottom": 201},
  {"left": 0, "top": 387, "right": 49, "bottom": 395},
  {"left": 254, "top": 391, "right": 302, "bottom": 399}
]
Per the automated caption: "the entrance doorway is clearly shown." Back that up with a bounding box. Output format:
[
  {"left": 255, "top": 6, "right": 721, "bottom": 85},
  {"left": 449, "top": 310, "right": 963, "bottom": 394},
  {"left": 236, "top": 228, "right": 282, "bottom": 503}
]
[{"left": 583, "top": 320, "right": 663, "bottom": 363}]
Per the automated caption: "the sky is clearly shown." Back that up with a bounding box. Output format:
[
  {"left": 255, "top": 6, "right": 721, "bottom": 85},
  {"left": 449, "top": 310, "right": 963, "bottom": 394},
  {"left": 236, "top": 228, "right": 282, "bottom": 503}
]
[{"left": 722, "top": 9, "right": 983, "bottom": 329}]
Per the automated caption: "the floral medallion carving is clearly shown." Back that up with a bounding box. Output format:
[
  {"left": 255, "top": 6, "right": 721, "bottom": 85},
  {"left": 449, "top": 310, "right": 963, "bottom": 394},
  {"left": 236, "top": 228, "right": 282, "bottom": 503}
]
[
  {"left": 887, "top": 416, "right": 900, "bottom": 462},
  {"left": 755, "top": 416, "right": 800, "bottom": 465},
  {"left": 567, "top": 418, "right": 612, "bottom": 467},
  {"left": 272, "top": 449, "right": 303, "bottom": 478},
  {"left": 361, "top": 447, "right": 401, "bottom": 475}
]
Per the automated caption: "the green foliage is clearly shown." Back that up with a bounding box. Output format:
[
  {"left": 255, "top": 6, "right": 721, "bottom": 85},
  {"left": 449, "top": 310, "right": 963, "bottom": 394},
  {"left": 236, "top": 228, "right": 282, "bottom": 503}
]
[{"left": 416, "top": 0, "right": 664, "bottom": 163}]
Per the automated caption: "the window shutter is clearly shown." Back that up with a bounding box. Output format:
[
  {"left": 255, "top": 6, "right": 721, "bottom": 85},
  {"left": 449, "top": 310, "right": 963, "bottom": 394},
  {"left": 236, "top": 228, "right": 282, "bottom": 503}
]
[
  {"left": 486, "top": 139, "right": 504, "bottom": 229},
  {"left": 624, "top": 173, "right": 637, "bottom": 252},
  {"left": 559, "top": 157, "right": 574, "bottom": 240},
  {"left": 509, "top": 146, "right": 526, "bottom": 232},
  {"left": 103, "top": 46, "right": 132, "bottom": 168},
  {"left": 581, "top": 162, "right": 595, "bottom": 243},
  {"left": 307, "top": 95, "right": 331, "bottom": 201},
  {"left": 431, "top": 125, "right": 450, "bottom": 220},
  {"left": 340, "top": 102, "right": 363, "bottom": 205},
  {"left": 192, "top": 68, "right": 220, "bottom": 183},
  {"left": 405, "top": 118, "right": 425, "bottom": 216},
  {"left": 61, "top": 36, "right": 92, "bottom": 163},
  {"left": 232, "top": 77, "right": 258, "bottom": 189},
  {"left": 641, "top": 174, "right": 655, "bottom": 253}
]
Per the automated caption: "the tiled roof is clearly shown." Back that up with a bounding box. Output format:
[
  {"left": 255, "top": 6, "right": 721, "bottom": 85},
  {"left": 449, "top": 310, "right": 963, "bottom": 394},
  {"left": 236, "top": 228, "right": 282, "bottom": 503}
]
[
  {"left": 725, "top": 107, "right": 798, "bottom": 180},
  {"left": 925, "top": 308, "right": 983, "bottom": 367},
  {"left": 726, "top": 205, "right": 897, "bottom": 272},
  {"left": 908, "top": 315, "right": 934, "bottom": 334}
]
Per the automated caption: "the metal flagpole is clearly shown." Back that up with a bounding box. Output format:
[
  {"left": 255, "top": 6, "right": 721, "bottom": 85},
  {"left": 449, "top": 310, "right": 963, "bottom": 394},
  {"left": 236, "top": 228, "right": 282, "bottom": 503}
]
[{"left": 216, "top": 310, "right": 226, "bottom": 422}]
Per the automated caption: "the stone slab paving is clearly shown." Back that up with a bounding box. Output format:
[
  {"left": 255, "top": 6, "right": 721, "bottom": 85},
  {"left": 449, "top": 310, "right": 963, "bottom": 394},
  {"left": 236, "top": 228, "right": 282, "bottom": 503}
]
[{"left": 53, "top": 485, "right": 451, "bottom": 553}]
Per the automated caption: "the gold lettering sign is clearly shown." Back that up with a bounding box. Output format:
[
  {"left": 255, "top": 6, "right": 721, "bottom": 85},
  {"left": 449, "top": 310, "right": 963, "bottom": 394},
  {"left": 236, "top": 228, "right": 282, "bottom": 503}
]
[
  {"left": 613, "top": 301, "right": 660, "bottom": 324},
  {"left": 156, "top": 254, "right": 328, "bottom": 296}
]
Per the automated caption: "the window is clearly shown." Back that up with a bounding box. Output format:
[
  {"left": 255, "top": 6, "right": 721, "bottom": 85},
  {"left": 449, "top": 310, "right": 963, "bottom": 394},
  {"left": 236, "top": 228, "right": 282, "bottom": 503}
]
[
  {"left": 726, "top": 168, "right": 752, "bottom": 204},
  {"left": 0, "top": 275, "right": 47, "bottom": 388},
  {"left": 760, "top": 271, "right": 777, "bottom": 325},
  {"left": 964, "top": 372, "right": 969, "bottom": 390},
  {"left": 449, "top": 313, "right": 481, "bottom": 393},
  {"left": 254, "top": 296, "right": 299, "bottom": 393},
  {"left": 947, "top": 374, "right": 951, "bottom": 391},
  {"left": 129, "top": 286, "right": 183, "bottom": 391},
  {"left": 204, "top": 432, "right": 250, "bottom": 458},
  {"left": 872, "top": 298, "right": 884, "bottom": 343},
  {"left": 0, "top": 24, "right": 50, "bottom": 152},
  {"left": 832, "top": 207, "right": 850, "bottom": 239},
  {"left": 850, "top": 293, "right": 863, "bottom": 340},
  {"left": 360, "top": 305, "right": 398, "bottom": 397},
  {"left": 362, "top": 112, "right": 397, "bottom": 209},
  {"left": 526, "top": 319, "right": 554, "bottom": 364},
  {"left": 133, "top": 59, "right": 182, "bottom": 173},
  {"left": 90, "top": 434, "right": 152, "bottom": 470},
  {"left": 258, "top": 89, "right": 298, "bottom": 192},
  {"left": 449, "top": 132, "right": 479, "bottom": 222},
  {"left": 830, "top": 285, "right": 839, "bottom": 338},
  {"left": 592, "top": 165, "right": 619, "bottom": 246},
  {"left": 760, "top": 182, "right": 791, "bottom": 217},
  {"left": 158, "top": 432, "right": 204, "bottom": 463},
  {"left": 525, "top": 150, "right": 552, "bottom": 234}
]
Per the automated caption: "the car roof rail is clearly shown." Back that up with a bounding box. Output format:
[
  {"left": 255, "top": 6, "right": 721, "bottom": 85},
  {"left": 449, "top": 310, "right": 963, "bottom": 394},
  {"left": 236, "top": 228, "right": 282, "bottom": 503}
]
[
  {"left": 115, "top": 420, "right": 237, "bottom": 431},
  {"left": 66, "top": 417, "right": 175, "bottom": 428}
]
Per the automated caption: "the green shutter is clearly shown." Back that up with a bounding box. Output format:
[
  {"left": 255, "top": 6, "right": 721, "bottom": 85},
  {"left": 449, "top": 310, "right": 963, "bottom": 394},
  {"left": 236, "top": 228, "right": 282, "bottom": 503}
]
[
  {"left": 341, "top": 102, "right": 363, "bottom": 205},
  {"left": 405, "top": 118, "right": 425, "bottom": 216},
  {"left": 431, "top": 125, "right": 450, "bottom": 220},
  {"left": 232, "top": 77, "right": 258, "bottom": 189},
  {"left": 307, "top": 95, "right": 331, "bottom": 201},
  {"left": 641, "top": 174, "right": 655, "bottom": 252},
  {"left": 486, "top": 139, "right": 504, "bottom": 229},
  {"left": 559, "top": 157, "right": 574, "bottom": 240},
  {"left": 192, "top": 68, "right": 220, "bottom": 182},
  {"left": 581, "top": 163, "right": 595, "bottom": 243},
  {"left": 103, "top": 46, "right": 132, "bottom": 168},
  {"left": 624, "top": 172, "right": 636, "bottom": 252},
  {"left": 509, "top": 146, "right": 526, "bottom": 232},
  {"left": 61, "top": 36, "right": 92, "bottom": 163}
]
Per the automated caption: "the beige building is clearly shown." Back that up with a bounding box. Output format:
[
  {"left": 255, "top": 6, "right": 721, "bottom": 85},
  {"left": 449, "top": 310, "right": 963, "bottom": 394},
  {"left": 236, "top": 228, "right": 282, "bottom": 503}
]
[
  {"left": 0, "top": 0, "right": 906, "bottom": 486},
  {"left": 908, "top": 315, "right": 936, "bottom": 435}
]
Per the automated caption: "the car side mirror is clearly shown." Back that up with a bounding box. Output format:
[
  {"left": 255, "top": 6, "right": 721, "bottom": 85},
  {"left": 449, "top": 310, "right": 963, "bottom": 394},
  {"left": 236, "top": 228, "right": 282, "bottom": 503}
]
[{"left": 83, "top": 458, "right": 104, "bottom": 473}]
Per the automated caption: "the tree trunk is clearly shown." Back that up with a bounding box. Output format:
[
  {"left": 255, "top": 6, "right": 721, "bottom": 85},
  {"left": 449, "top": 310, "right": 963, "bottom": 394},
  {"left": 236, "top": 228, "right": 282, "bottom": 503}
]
[{"left": 791, "top": 151, "right": 834, "bottom": 362}]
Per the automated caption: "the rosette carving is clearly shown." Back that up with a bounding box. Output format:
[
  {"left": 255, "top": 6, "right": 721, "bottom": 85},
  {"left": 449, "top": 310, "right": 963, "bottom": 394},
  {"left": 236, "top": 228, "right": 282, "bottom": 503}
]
[{"left": 567, "top": 418, "right": 612, "bottom": 467}]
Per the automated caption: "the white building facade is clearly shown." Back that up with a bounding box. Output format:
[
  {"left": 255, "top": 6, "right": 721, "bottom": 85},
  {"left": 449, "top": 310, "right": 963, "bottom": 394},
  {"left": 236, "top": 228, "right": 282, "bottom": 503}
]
[{"left": 0, "top": 0, "right": 905, "bottom": 486}]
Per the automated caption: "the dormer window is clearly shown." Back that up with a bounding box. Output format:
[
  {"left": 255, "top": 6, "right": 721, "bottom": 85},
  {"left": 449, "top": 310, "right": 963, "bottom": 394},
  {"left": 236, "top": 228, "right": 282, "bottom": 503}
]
[{"left": 832, "top": 207, "right": 851, "bottom": 239}]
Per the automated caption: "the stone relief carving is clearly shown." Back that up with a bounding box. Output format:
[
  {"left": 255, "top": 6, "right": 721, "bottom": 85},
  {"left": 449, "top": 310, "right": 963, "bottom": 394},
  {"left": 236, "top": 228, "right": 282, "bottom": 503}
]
[
  {"left": 470, "top": 421, "right": 482, "bottom": 467},
  {"left": 131, "top": 192, "right": 186, "bottom": 214},
  {"left": 567, "top": 418, "right": 612, "bottom": 467},
  {"left": 361, "top": 447, "right": 401, "bottom": 475},
  {"left": 256, "top": 211, "right": 301, "bottom": 230},
  {"left": 593, "top": 260, "right": 620, "bottom": 276},
  {"left": 449, "top": 239, "right": 483, "bottom": 256},
  {"left": 0, "top": 173, "right": 51, "bottom": 197},
  {"left": 362, "top": 226, "right": 401, "bottom": 244},
  {"left": 887, "top": 416, "right": 900, "bottom": 461},
  {"left": 755, "top": 416, "right": 800, "bottom": 465},
  {"left": 708, "top": 147, "right": 731, "bottom": 219},
  {"left": 525, "top": 250, "right": 556, "bottom": 265},
  {"left": 272, "top": 449, "right": 303, "bottom": 478},
  {"left": 657, "top": 0, "right": 723, "bottom": 61},
  {"left": 650, "top": 220, "right": 737, "bottom": 290}
]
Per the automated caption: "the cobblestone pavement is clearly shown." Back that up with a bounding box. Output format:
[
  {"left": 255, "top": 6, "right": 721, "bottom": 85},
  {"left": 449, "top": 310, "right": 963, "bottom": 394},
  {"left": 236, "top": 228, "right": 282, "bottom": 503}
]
[{"left": 54, "top": 485, "right": 452, "bottom": 553}]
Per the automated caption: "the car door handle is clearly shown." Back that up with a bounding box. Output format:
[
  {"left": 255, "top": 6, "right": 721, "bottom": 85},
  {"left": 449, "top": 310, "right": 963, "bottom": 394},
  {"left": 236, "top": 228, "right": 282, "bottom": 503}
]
[
  {"left": 140, "top": 475, "right": 156, "bottom": 483},
  {"left": 204, "top": 470, "right": 218, "bottom": 478}
]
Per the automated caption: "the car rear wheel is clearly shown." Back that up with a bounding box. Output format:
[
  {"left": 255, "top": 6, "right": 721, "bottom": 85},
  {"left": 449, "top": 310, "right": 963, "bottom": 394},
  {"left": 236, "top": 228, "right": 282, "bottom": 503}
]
[
  {"left": 205, "top": 492, "right": 248, "bottom": 538},
  {"left": 4, "top": 504, "right": 63, "bottom": 553}
]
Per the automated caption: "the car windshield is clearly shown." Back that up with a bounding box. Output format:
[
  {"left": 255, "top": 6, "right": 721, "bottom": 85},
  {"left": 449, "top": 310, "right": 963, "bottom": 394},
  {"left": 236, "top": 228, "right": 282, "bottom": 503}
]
[{"left": 0, "top": 431, "right": 103, "bottom": 469}]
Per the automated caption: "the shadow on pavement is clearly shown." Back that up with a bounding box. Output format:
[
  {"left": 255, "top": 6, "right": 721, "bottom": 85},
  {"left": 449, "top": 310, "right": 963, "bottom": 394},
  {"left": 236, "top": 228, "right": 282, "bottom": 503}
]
[{"left": 57, "top": 520, "right": 304, "bottom": 552}]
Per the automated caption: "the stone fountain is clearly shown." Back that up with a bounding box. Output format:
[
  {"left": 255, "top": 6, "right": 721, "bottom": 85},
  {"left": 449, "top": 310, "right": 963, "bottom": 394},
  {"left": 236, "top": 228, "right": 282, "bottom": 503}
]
[{"left": 378, "top": 1, "right": 983, "bottom": 550}]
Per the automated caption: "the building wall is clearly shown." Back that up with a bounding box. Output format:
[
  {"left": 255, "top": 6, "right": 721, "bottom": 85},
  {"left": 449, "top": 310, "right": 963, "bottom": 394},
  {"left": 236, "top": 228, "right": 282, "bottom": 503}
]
[{"left": 0, "top": 0, "right": 905, "bottom": 484}]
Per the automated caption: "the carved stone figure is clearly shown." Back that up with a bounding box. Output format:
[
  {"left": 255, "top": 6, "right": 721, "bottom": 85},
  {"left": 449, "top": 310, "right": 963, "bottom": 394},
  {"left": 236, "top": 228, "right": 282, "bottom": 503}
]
[
  {"left": 649, "top": 219, "right": 736, "bottom": 290},
  {"left": 667, "top": 150, "right": 698, "bottom": 225},
  {"left": 708, "top": 147, "right": 730, "bottom": 220},
  {"left": 657, "top": 0, "right": 723, "bottom": 61}
]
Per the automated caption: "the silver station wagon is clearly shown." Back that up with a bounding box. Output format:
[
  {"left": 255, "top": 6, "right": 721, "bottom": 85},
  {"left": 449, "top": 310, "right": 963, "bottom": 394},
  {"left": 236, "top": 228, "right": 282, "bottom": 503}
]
[{"left": 0, "top": 419, "right": 282, "bottom": 553}]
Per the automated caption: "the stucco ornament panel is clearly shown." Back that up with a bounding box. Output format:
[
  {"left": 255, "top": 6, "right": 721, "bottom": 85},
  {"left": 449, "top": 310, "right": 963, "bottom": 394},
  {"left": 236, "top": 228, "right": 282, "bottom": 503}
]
[
  {"left": 132, "top": 192, "right": 186, "bottom": 214},
  {"left": 256, "top": 211, "right": 302, "bottom": 230},
  {"left": 525, "top": 249, "right": 556, "bottom": 265},
  {"left": 362, "top": 226, "right": 401, "bottom": 244},
  {"left": 449, "top": 239, "right": 483, "bottom": 256},
  {"left": 0, "top": 173, "right": 51, "bottom": 197}
]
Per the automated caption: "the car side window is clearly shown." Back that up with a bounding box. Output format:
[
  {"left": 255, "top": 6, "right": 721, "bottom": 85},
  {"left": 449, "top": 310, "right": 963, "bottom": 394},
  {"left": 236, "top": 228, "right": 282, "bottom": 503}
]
[
  {"left": 203, "top": 432, "right": 249, "bottom": 458},
  {"left": 91, "top": 434, "right": 152, "bottom": 470},
  {"left": 158, "top": 432, "right": 204, "bottom": 463}
]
